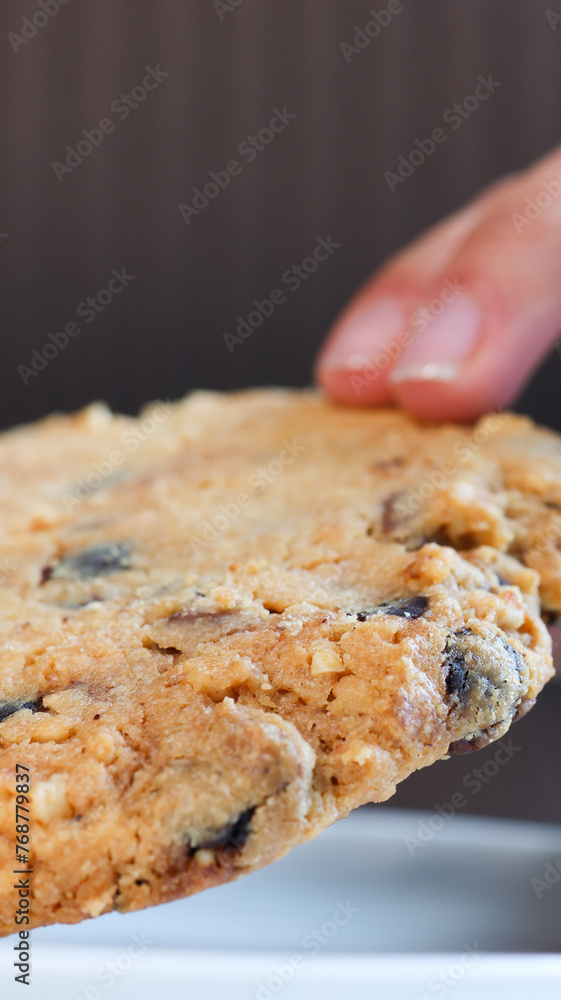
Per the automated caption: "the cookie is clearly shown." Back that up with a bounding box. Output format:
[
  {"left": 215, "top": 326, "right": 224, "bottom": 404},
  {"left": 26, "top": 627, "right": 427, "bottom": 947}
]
[{"left": 0, "top": 390, "right": 556, "bottom": 935}]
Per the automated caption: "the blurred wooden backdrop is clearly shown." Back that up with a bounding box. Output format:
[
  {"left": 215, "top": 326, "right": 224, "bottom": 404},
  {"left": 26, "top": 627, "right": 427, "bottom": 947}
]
[{"left": 1, "top": 0, "right": 561, "bottom": 430}]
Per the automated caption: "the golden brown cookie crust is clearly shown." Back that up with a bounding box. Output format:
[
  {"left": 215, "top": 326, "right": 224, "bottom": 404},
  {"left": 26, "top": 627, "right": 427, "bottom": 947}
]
[{"left": 0, "top": 390, "right": 556, "bottom": 934}]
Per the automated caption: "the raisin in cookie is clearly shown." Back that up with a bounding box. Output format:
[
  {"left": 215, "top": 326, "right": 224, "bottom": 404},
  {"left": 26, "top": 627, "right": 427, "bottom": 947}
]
[{"left": 0, "top": 390, "right": 557, "bottom": 934}]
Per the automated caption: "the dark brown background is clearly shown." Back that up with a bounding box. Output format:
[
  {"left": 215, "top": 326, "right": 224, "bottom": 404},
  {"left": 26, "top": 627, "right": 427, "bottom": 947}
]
[{"left": 0, "top": 0, "right": 560, "bottom": 821}]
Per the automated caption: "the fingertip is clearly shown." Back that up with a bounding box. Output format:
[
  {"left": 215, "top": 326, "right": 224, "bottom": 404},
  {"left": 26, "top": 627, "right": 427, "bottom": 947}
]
[
  {"left": 314, "top": 297, "right": 409, "bottom": 406},
  {"left": 391, "top": 375, "right": 510, "bottom": 423},
  {"left": 315, "top": 359, "right": 395, "bottom": 407}
]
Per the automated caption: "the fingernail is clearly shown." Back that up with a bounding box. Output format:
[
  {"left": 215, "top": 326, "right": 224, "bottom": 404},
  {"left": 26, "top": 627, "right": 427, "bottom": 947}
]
[
  {"left": 390, "top": 295, "right": 481, "bottom": 385},
  {"left": 318, "top": 299, "right": 407, "bottom": 372}
]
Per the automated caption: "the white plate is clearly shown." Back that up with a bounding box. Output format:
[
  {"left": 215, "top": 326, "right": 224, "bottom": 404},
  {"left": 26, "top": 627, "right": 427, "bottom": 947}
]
[{"left": 1, "top": 809, "right": 560, "bottom": 998}]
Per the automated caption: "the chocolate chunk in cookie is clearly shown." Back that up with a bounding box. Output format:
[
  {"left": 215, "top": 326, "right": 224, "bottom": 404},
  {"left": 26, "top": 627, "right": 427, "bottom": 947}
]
[
  {"left": 0, "top": 698, "right": 50, "bottom": 723},
  {"left": 444, "top": 629, "right": 526, "bottom": 754},
  {"left": 45, "top": 542, "right": 131, "bottom": 581},
  {"left": 191, "top": 806, "right": 256, "bottom": 856},
  {"left": 354, "top": 595, "right": 429, "bottom": 622}
]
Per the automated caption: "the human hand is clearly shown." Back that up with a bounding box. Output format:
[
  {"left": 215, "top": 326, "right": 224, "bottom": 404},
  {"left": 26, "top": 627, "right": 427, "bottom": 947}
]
[{"left": 315, "top": 145, "right": 561, "bottom": 422}]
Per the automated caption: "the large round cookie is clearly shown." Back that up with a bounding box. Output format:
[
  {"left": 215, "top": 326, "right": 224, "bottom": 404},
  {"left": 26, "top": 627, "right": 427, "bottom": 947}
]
[{"left": 0, "top": 390, "right": 556, "bottom": 934}]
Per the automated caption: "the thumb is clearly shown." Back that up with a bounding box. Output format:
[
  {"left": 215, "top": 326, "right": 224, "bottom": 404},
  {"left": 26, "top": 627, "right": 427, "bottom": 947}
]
[{"left": 316, "top": 149, "right": 561, "bottom": 421}]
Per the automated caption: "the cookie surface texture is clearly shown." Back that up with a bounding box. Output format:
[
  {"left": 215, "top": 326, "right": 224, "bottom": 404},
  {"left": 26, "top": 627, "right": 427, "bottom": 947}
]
[{"left": 0, "top": 390, "right": 556, "bottom": 933}]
